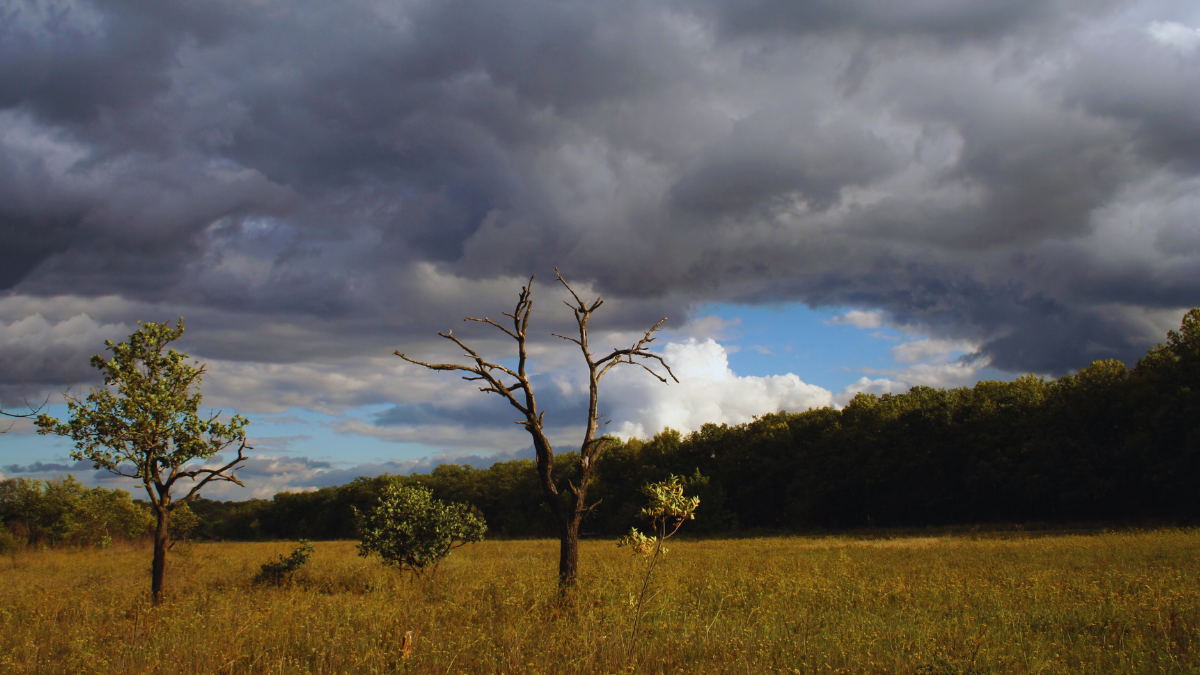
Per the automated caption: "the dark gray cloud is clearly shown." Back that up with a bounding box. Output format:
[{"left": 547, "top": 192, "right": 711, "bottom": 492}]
[
  {"left": 702, "top": 0, "right": 1061, "bottom": 41},
  {"left": 670, "top": 107, "right": 899, "bottom": 213},
  {"left": 1061, "top": 26, "right": 1200, "bottom": 170},
  {"left": 0, "top": 0, "right": 232, "bottom": 125},
  {"left": 0, "top": 0, "right": 1197, "bottom": 402}
]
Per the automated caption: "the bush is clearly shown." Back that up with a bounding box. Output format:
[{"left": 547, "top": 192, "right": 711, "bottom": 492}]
[
  {"left": 254, "top": 540, "right": 315, "bottom": 585},
  {"left": 0, "top": 527, "right": 23, "bottom": 556},
  {"left": 355, "top": 484, "right": 486, "bottom": 577},
  {"left": 168, "top": 502, "right": 200, "bottom": 548}
]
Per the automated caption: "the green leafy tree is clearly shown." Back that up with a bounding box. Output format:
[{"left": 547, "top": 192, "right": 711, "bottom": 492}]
[
  {"left": 355, "top": 483, "right": 486, "bottom": 578},
  {"left": 36, "top": 320, "right": 249, "bottom": 605}
]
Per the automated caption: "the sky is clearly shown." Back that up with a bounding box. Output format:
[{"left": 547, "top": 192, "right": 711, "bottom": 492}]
[{"left": 1, "top": 0, "right": 1197, "bottom": 499}]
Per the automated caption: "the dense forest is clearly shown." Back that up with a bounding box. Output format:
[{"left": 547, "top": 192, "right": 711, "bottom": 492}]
[
  {"left": 4, "top": 309, "right": 1198, "bottom": 544},
  {"left": 186, "top": 308, "right": 1200, "bottom": 539}
]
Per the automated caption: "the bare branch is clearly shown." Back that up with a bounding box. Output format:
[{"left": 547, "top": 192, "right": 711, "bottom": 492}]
[
  {"left": 106, "top": 465, "right": 142, "bottom": 480},
  {"left": 555, "top": 268, "right": 588, "bottom": 308},
  {"left": 584, "top": 434, "right": 616, "bottom": 451},
  {"left": 631, "top": 360, "right": 670, "bottom": 383},
  {"left": 395, "top": 352, "right": 481, "bottom": 374},
  {"left": 464, "top": 316, "right": 519, "bottom": 340},
  {"left": 177, "top": 439, "right": 251, "bottom": 503},
  {"left": 0, "top": 392, "right": 50, "bottom": 434},
  {"left": 599, "top": 351, "right": 677, "bottom": 383},
  {"left": 439, "top": 331, "right": 483, "bottom": 358},
  {"left": 550, "top": 332, "right": 583, "bottom": 346},
  {"left": 590, "top": 316, "right": 678, "bottom": 384}
]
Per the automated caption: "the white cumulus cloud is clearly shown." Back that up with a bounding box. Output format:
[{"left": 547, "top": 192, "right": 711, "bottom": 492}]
[
  {"left": 604, "top": 338, "right": 833, "bottom": 439},
  {"left": 834, "top": 359, "right": 990, "bottom": 406}
]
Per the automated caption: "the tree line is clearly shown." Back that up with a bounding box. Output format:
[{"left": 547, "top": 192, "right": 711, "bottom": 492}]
[
  {"left": 0, "top": 476, "right": 151, "bottom": 551},
  {"left": 0, "top": 475, "right": 204, "bottom": 552},
  {"left": 182, "top": 308, "right": 1200, "bottom": 539}
]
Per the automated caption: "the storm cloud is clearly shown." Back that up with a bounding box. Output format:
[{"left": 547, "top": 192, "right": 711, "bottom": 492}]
[{"left": 1, "top": 0, "right": 1197, "bottom": 420}]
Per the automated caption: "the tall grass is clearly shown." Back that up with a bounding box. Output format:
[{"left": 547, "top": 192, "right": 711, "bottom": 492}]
[{"left": 1, "top": 529, "right": 1197, "bottom": 673}]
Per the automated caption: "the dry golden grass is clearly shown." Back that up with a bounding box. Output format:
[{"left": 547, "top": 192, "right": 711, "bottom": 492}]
[{"left": 1, "top": 529, "right": 1197, "bottom": 674}]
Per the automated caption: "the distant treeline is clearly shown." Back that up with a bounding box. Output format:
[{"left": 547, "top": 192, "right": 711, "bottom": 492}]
[
  {"left": 185, "top": 310, "right": 1200, "bottom": 540},
  {"left": 0, "top": 475, "right": 154, "bottom": 550}
]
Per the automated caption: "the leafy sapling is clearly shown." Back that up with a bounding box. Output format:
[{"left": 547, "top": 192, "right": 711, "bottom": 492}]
[
  {"left": 355, "top": 484, "right": 486, "bottom": 578},
  {"left": 618, "top": 474, "right": 700, "bottom": 656}
]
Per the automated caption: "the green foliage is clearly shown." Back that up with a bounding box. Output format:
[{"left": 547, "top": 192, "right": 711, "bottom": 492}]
[
  {"left": 355, "top": 484, "right": 486, "bottom": 577},
  {"left": 0, "top": 527, "right": 23, "bottom": 555},
  {"left": 35, "top": 320, "right": 249, "bottom": 497},
  {"left": 79, "top": 484, "right": 155, "bottom": 543},
  {"left": 167, "top": 502, "right": 200, "bottom": 547},
  {"left": 0, "top": 476, "right": 151, "bottom": 547},
  {"left": 0, "top": 476, "right": 84, "bottom": 545},
  {"left": 618, "top": 473, "right": 700, "bottom": 557},
  {"left": 254, "top": 540, "right": 315, "bottom": 585}
]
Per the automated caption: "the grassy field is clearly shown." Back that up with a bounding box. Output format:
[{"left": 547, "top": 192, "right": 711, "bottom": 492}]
[{"left": 1, "top": 529, "right": 1197, "bottom": 674}]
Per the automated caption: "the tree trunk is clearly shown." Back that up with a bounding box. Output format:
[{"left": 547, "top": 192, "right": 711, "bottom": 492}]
[
  {"left": 151, "top": 507, "right": 170, "bottom": 605},
  {"left": 558, "top": 518, "right": 580, "bottom": 587}
]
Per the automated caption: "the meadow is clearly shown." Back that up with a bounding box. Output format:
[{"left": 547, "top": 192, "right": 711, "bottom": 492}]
[{"left": 1, "top": 529, "right": 1197, "bottom": 674}]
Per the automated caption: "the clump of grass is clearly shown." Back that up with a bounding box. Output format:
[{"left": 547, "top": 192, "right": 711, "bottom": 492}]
[{"left": 0, "top": 530, "right": 1196, "bottom": 673}]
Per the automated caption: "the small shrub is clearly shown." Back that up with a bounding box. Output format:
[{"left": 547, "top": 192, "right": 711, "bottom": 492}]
[
  {"left": 0, "top": 527, "right": 23, "bottom": 556},
  {"left": 618, "top": 474, "right": 700, "bottom": 658},
  {"left": 355, "top": 484, "right": 486, "bottom": 577},
  {"left": 254, "top": 540, "right": 315, "bottom": 585}
]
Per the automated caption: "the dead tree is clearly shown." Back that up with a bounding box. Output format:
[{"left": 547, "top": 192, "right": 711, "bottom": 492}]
[{"left": 396, "top": 270, "right": 676, "bottom": 587}]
